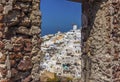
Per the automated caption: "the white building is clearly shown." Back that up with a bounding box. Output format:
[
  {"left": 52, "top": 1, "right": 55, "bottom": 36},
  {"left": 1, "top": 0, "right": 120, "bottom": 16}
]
[{"left": 40, "top": 26, "right": 82, "bottom": 78}]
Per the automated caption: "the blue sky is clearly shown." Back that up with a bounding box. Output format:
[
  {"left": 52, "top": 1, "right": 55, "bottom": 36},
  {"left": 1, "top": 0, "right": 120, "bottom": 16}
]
[{"left": 41, "top": 0, "right": 82, "bottom": 36}]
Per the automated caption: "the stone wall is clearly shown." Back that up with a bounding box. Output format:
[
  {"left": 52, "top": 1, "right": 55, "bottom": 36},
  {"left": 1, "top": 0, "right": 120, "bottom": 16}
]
[
  {"left": 0, "top": 0, "right": 41, "bottom": 82},
  {"left": 82, "top": 0, "right": 120, "bottom": 82},
  {"left": 0, "top": 0, "right": 119, "bottom": 82}
]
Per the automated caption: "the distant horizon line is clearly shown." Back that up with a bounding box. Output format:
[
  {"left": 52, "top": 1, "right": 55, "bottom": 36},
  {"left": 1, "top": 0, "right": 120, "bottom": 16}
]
[{"left": 41, "top": 26, "right": 82, "bottom": 36}]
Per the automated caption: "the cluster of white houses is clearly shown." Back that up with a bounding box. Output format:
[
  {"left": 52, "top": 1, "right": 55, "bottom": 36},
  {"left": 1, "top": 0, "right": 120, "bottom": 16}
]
[{"left": 40, "top": 25, "right": 82, "bottom": 78}]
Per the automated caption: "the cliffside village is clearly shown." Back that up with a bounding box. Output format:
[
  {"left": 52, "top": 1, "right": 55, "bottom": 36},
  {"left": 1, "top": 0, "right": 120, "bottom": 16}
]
[{"left": 40, "top": 25, "right": 82, "bottom": 78}]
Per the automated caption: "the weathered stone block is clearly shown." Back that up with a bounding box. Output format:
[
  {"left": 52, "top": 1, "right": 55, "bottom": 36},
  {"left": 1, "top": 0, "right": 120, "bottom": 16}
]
[
  {"left": 4, "top": 42, "right": 13, "bottom": 51},
  {"left": 11, "top": 68, "right": 18, "bottom": 77},
  {"left": 15, "top": 53, "right": 23, "bottom": 59},
  {"left": 17, "top": 56, "right": 32, "bottom": 71},
  {"left": 0, "top": 67, "right": 7, "bottom": 77},
  {"left": 32, "top": 10, "right": 40, "bottom": 16},
  {"left": 0, "top": 0, "right": 5, "bottom": 4},
  {"left": 10, "top": 60, "right": 16, "bottom": 67},
  {"left": 24, "top": 53, "right": 32, "bottom": 57},
  {"left": 20, "top": 3, "right": 30, "bottom": 9},
  {"left": 0, "top": 23, "right": 4, "bottom": 31},
  {"left": 21, "top": 75, "right": 32, "bottom": 82},
  {"left": 0, "top": 4, "right": 3, "bottom": 13},
  {"left": 0, "top": 52, "right": 3, "bottom": 59},
  {"left": 16, "top": 26, "right": 30, "bottom": 35},
  {"left": 4, "top": 10, "right": 20, "bottom": 27},
  {"left": 0, "top": 41, "right": 4, "bottom": 49},
  {"left": 24, "top": 39, "right": 32, "bottom": 52},
  {"left": 0, "top": 79, "right": 12, "bottom": 82},
  {"left": 32, "top": 56, "right": 41, "bottom": 64},
  {"left": 13, "top": 45, "right": 23, "bottom": 52},
  {"left": 19, "top": 17, "right": 31, "bottom": 27},
  {"left": 3, "top": 5, "right": 12, "bottom": 14},
  {"left": 0, "top": 31, "right": 3, "bottom": 38},
  {"left": 30, "top": 26, "right": 40, "bottom": 35},
  {"left": 10, "top": 53, "right": 23, "bottom": 60},
  {"left": 31, "top": 16, "right": 41, "bottom": 26},
  {"left": 32, "top": 4, "right": 39, "bottom": 10},
  {"left": 9, "top": 54, "right": 15, "bottom": 60}
]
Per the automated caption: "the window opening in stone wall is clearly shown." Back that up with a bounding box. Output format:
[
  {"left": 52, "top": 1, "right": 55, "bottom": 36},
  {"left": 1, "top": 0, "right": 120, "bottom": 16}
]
[{"left": 40, "top": 0, "right": 82, "bottom": 81}]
